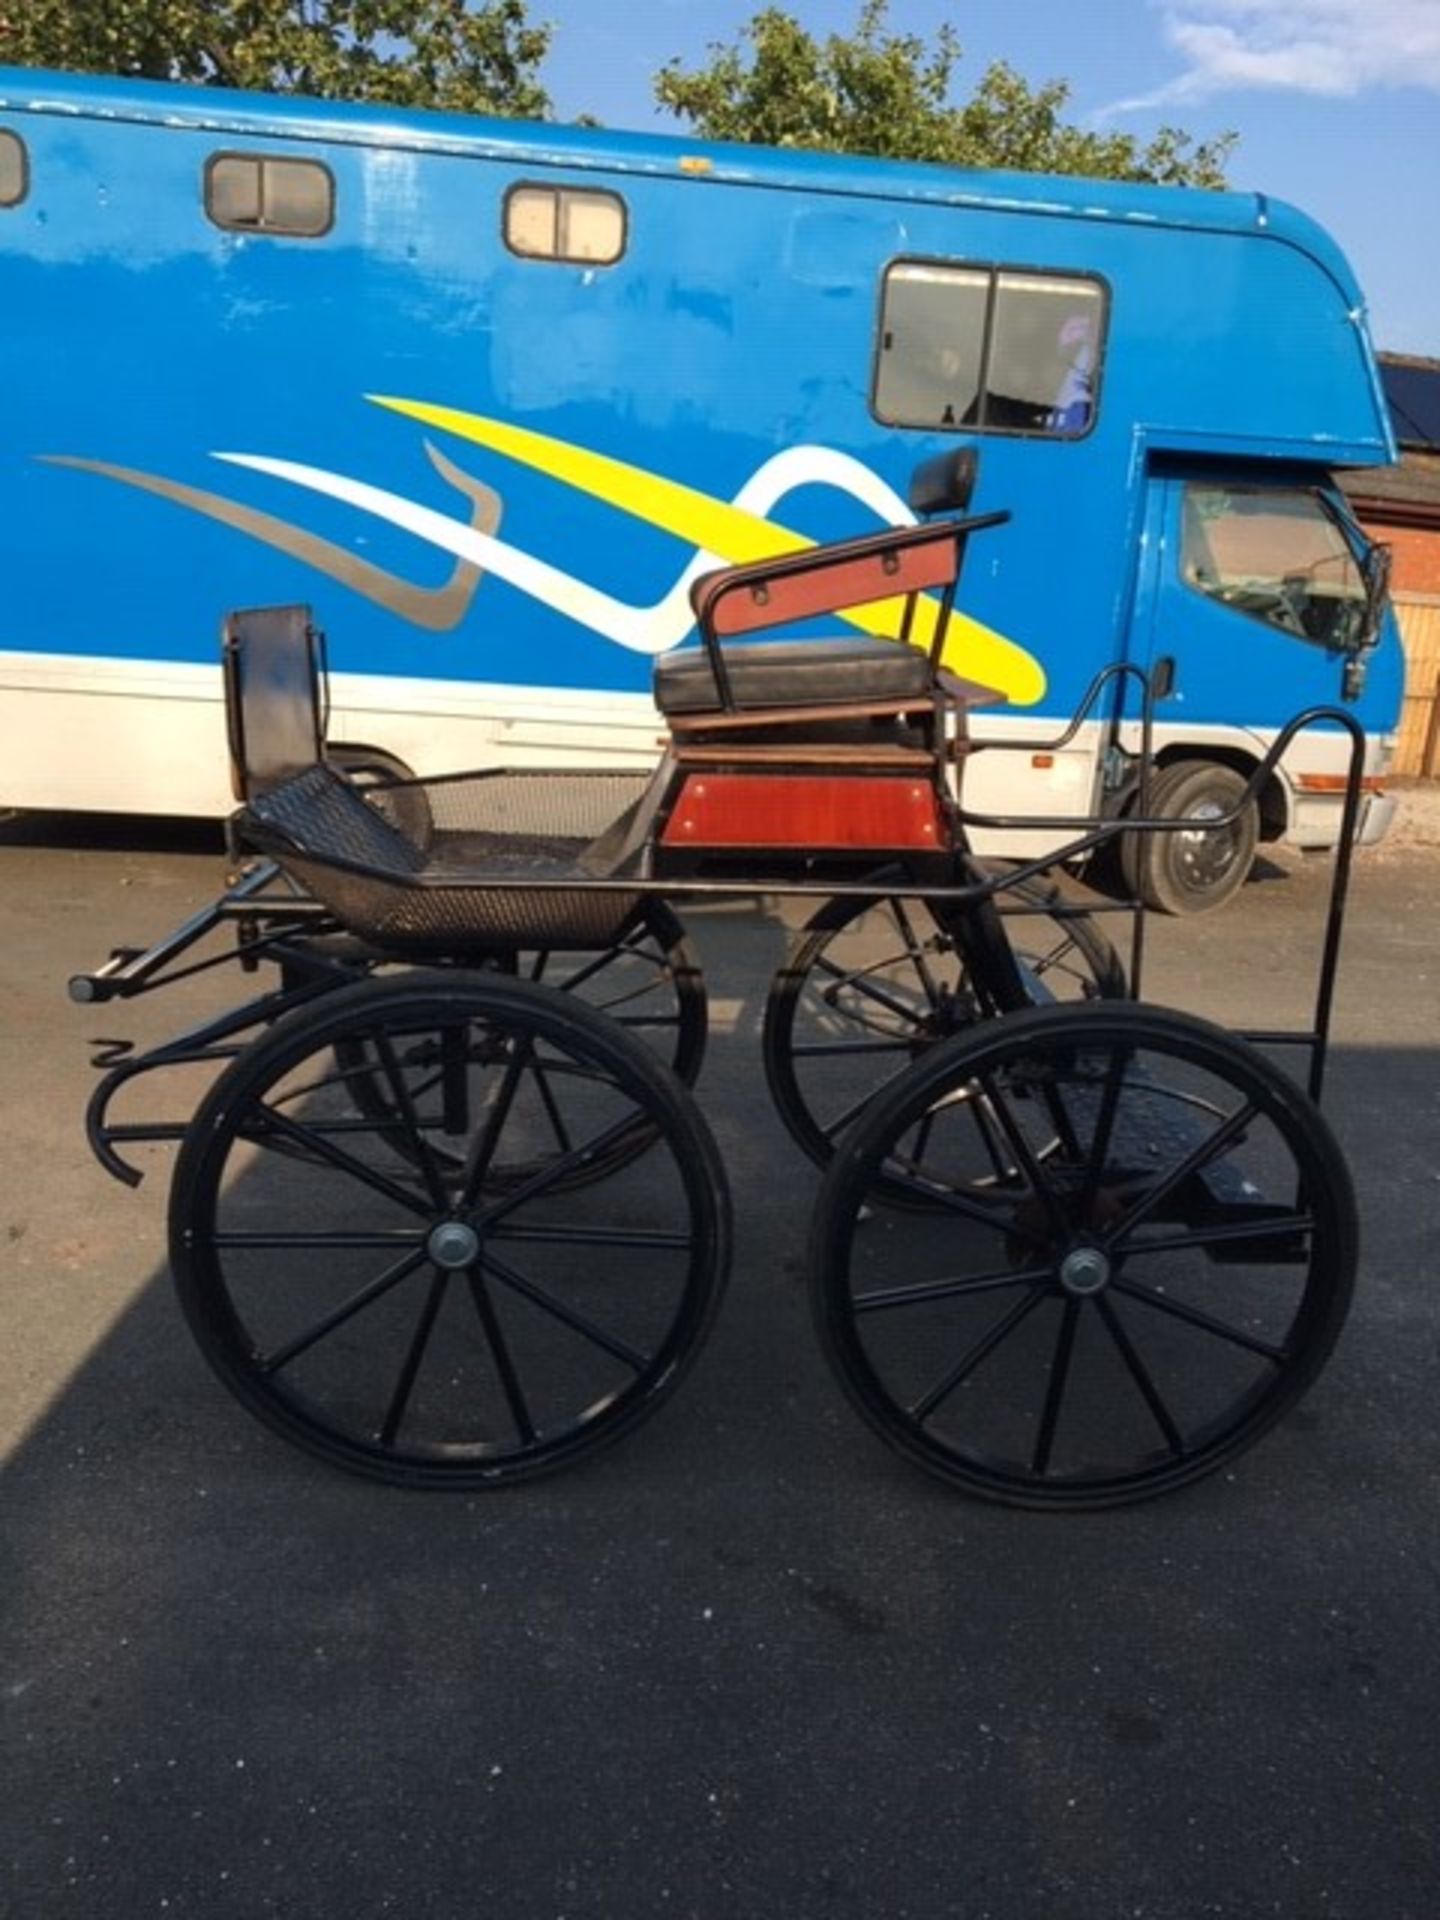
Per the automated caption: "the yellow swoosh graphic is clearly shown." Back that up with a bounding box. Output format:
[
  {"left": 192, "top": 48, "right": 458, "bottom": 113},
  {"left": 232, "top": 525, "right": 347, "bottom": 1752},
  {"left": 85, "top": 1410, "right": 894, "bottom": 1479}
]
[{"left": 370, "top": 396, "right": 1045, "bottom": 704}]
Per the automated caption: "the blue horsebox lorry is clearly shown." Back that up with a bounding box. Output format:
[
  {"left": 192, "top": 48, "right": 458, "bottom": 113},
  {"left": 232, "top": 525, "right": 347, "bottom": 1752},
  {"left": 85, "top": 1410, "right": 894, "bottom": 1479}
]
[{"left": 0, "top": 66, "right": 1403, "bottom": 910}]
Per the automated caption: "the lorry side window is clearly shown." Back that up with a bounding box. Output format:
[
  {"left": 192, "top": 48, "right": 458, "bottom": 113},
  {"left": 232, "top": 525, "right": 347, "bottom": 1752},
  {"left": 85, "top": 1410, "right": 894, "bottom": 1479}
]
[
  {"left": 504, "top": 184, "right": 626, "bottom": 265},
  {"left": 873, "top": 261, "right": 1105, "bottom": 438},
  {"left": 0, "top": 129, "right": 26, "bottom": 208},
  {"left": 1181, "top": 485, "right": 1368, "bottom": 651},
  {"left": 205, "top": 153, "right": 334, "bottom": 237}
]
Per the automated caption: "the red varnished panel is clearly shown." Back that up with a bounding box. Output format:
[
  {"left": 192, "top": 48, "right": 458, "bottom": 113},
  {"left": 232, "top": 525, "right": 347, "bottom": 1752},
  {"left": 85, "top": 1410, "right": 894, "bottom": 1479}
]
[{"left": 659, "top": 773, "right": 945, "bottom": 848}]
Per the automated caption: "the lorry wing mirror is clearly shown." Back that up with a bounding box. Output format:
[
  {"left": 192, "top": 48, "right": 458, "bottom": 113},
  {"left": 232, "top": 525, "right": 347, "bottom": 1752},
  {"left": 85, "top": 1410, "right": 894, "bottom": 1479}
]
[
  {"left": 1341, "top": 542, "right": 1392, "bottom": 700},
  {"left": 1357, "top": 541, "right": 1392, "bottom": 652},
  {"left": 908, "top": 447, "right": 978, "bottom": 518}
]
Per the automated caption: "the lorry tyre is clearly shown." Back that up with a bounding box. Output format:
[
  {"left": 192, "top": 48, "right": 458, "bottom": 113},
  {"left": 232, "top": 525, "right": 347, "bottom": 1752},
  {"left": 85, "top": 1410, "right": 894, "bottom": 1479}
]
[{"left": 1123, "top": 759, "right": 1258, "bottom": 915}]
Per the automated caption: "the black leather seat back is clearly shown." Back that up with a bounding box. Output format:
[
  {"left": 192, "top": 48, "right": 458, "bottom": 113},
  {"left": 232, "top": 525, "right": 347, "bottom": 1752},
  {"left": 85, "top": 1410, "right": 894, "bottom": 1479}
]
[{"left": 223, "top": 604, "right": 326, "bottom": 801}]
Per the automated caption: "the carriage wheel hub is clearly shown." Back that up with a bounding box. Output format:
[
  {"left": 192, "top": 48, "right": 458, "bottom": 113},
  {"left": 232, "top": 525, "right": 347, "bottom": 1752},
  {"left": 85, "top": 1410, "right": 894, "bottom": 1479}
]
[
  {"left": 428, "top": 1221, "right": 481, "bottom": 1271},
  {"left": 1059, "top": 1245, "right": 1111, "bottom": 1297}
]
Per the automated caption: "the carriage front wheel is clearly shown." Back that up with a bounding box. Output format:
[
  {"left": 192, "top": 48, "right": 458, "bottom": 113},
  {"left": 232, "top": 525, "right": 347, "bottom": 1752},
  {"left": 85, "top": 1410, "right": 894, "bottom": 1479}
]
[
  {"left": 169, "top": 971, "right": 730, "bottom": 1486},
  {"left": 808, "top": 1001, "right": 1355, "bottom": 1508}
]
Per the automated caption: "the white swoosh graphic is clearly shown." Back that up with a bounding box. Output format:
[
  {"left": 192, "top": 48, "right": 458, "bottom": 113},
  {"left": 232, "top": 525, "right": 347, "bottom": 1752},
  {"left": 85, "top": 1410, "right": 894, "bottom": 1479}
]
[{"left": 215, "top": 447, "right": 917, "bottom": 657}]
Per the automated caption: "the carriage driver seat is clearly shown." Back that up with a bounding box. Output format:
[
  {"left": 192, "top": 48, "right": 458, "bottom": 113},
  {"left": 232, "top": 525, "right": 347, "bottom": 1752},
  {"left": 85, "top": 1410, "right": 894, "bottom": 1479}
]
[{"left": 652, "top": 446, "right": 1000, "bottom": 748}]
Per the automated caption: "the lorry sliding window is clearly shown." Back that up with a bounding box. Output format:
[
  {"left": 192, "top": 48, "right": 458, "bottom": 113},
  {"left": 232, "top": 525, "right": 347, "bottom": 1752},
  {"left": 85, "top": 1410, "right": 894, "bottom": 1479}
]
[
  {"left": 1180, "top": 485, "right": 1369, "bottom": 652},
  {"left": 504, "top": 184, "right": 626, "bottom": 265},
  {"left": 205, "top": 154, "right": 334, "bottom": 237},
  {"left": 873, "top": 262, "right": 1105, "bottom": 437},
  {"left": 0, "top": 129, "right": 26, "bottom": 208}
]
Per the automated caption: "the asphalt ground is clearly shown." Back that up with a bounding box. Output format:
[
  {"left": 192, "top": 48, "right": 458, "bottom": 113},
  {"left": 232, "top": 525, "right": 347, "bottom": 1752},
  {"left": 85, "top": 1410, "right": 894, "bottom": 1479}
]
[{"left": 3, "top": 809, "right": 1439, "bottom": 1919}]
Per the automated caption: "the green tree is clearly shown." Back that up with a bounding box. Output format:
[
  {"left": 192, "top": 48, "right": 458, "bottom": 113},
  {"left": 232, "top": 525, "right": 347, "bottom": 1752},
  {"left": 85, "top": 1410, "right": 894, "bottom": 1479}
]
[
  {"left": 656, "top": 1, "right": 1234, "bottom": 187},
  {"left": 0, "top": 0, "right": 553, "bottom": 119}
]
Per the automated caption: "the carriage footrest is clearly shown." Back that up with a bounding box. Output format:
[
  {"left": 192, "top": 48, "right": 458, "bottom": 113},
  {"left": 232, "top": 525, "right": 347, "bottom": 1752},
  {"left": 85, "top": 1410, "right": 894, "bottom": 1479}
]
[{"left": 1060, "top": 1077, "right": 1304, "bottom": 1263}]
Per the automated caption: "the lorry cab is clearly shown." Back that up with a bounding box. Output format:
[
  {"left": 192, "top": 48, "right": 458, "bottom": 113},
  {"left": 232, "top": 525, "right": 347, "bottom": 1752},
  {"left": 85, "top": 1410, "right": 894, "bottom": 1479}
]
[{"left": 1112, "top": 462, "right": 1399, "bottom": 911}]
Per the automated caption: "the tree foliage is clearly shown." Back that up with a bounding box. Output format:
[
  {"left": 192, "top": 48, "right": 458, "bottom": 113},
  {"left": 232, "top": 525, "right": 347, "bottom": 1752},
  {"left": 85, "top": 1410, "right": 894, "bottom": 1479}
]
[
  {"left": 656, "top": 1, "right": 1235, "bottom": 188},
  {"left": 0, "top": 0, "right": 553, "bottom": 119}
]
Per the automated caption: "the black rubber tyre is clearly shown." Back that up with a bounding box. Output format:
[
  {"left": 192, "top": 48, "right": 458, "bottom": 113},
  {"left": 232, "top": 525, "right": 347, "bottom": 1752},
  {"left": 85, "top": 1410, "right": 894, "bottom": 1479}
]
[
  {"left": 333, "top": 901, "right": 707, "bottom": 1191},
  {"left": 809, "top": 1000, "right": 1356, "bottom": 1508},
  {"left": 1122, "top": 760, "right": 1259, "bottom": 916},
  {"left": 762, "top": 877, "right": 1126, "bottom": 1178},
  {"left": 170, "top": 971, "right": 731, "bottom": 1486}
]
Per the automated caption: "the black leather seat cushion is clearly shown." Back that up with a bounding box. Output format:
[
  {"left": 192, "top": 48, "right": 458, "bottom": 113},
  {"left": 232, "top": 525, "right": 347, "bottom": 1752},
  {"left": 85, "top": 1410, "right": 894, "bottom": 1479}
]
[{"left": 654, "top": 639, "right": 933, "bottom": 716}]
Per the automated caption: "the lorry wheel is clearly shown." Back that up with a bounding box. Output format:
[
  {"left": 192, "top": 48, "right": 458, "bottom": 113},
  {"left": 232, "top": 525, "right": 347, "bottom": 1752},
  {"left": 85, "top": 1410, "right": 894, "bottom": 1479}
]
[
  {"left": 1123, "top": 760, "right": 1258, "bottom": 915},
  {"left": 326, "top": 742, "right": 416, "bottom": 786}
]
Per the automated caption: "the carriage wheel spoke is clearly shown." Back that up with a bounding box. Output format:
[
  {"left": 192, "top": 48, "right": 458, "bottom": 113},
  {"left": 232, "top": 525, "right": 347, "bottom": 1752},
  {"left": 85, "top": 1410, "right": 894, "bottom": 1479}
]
[
  {"left": 789, "top": 1037, "right": 914, "bottom": 1061},
  {"left": 1110, "top": 1277, "right": 1286, "bottom": 1362},
  {"left": 440, "top": 1024, "right": 472, "bottom": 1136},
  {"left": 214, "top": 1230, "right": 425, "bottom": 1250},
  {"left": 1094, "top": 1294, "right": 1187, "bottom": 1458},
  {"left": 458, "top": 1031, "right": 535, "bottom": 1208},
  {"left": 888, "top": 900, "right": 945, "bottom": 1008},
  {"left": 488, "top": 1220, "right": 693, "bottom": 1251},
  {"left": 467, "top": 1273, "right": 537, "bottom": 1445},
  {"left": 482, "top": 1249, "right": 649, "bottom": 1372},
  {"left": 977, "top": 1070, "right": 1071, "bottom": 1239},
  {"left": 474, "top": 1104, "right": 654, "bottom": 1227},
  {"left": 812, "top": 955, "right": 930, "bottom": 1030},
  {"left": 1120, "top": 1212, "right": 1314, "bottom": 1259},
  {"left": 245, "top": 1101, "right": 432, "bottom": 1218},
  {"left": 855, "top": 1263, "right": 1053, "bottom": 1315},
  {"left": 1080, "top": 1043, "right": 1133, "bottom": 1216},
  {"left": 526, "top": 1055, "right": 576, "bottom": 1162},
  {"left": 259, "top": 1248, "right": 430, "bottom": 1375},
  {"left": 873, "top": 1161, "right": 1047, "bottom": 1242},
  {"left": 378, "top": 1268, "right": 448, "bottom": 1447},
  {"left": 373, "top": 1030, "right": 451, "bottom": 1210},
  {"left": 1032, "top": 1298, "right": 1081, "bottom": 1476},
  {"left": 910, "top": 1286, "right": 1048, "bottom": 1423},
  {"left": 1017, "top": 930, "right": 1079, "bottom": 983}
]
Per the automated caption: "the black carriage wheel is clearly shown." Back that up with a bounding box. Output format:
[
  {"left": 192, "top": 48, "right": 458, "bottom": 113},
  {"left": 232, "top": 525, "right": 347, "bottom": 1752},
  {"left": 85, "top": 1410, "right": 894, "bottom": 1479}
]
[
  {"left": 809, "top": 1001, "right": 1355, "bottom": 1508},
  {"left": 1122, "top": 760, "right": 1259, "bottom": 917},
  {"left": 170, "top": 971, "right": 730, "bottom": 1487},
  {"left": 762, "top": 877, "right": 1125, "bottom": 1180},
  {"left": 333, "top": 901, "right": 707, "bottom": 1191}
]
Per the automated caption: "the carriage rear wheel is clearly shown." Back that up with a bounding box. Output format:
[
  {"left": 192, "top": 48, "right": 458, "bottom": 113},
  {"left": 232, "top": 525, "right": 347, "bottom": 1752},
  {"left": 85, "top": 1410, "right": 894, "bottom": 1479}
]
[
  {"left": 170, "top": 971, "right": 730, "bottom": 1486},
  {"left": 808, "top": 1001, "right": 1355, "bottom": 1508},
  {"left": 763, "top": 877, "right": 1125, "bottom": 1186}
]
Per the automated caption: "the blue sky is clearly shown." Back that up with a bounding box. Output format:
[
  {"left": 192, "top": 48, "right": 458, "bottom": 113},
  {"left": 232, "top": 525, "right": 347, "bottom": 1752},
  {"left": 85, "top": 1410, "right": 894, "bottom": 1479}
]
[{"left": 535, "top": 0, "right": 1440, "bottom": 356}]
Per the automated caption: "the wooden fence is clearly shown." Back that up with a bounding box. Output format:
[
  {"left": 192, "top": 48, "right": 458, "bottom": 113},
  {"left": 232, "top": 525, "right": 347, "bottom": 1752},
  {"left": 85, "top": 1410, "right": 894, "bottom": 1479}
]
[{"left": 1395, "top": 594, "right": 1440, "bottom": 779}]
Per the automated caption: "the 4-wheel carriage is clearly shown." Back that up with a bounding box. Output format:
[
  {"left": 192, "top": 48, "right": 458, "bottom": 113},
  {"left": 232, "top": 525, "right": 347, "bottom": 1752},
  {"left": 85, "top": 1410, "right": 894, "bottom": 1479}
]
[{"left": 71, "top": 454, "right": 1367, "bottom": 1508}]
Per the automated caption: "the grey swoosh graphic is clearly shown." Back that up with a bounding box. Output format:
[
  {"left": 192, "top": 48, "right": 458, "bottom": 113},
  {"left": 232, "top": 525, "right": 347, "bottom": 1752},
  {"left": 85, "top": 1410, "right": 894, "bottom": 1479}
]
[{"left": 40, "top": 440, "right": 501, "bottom": 631}]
